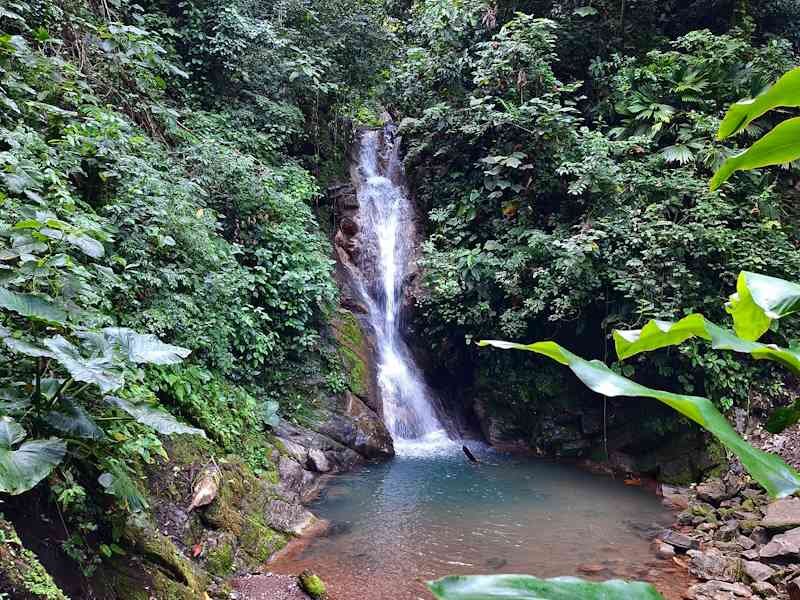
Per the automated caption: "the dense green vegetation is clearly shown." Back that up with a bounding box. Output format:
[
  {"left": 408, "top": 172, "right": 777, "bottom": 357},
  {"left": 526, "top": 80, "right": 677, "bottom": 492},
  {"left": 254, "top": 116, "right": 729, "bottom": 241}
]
[
  {"left": 390, "top": 0, "right": 800, "bottom": 425},
  {"left": 3, "top": 0, "right": 800, "bottom": 597}
]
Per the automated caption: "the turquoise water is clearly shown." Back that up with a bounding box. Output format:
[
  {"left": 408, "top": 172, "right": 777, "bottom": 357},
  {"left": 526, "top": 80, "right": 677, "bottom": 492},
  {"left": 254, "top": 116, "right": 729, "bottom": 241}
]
[{"left": 271, "top": 443, "right": 686, "bottom": 599}]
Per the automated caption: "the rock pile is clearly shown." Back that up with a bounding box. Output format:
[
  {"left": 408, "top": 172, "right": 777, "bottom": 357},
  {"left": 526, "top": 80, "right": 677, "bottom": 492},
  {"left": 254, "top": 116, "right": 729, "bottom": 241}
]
[{"left": 656, "top": 475, "right": 800, "bottom": 599}]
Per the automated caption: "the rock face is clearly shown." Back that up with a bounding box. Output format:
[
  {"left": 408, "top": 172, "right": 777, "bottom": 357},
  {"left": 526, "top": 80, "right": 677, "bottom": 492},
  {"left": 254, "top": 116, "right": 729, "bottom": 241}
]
[{"left": 759, "top": 527, "right": 800, "bottom": 558}]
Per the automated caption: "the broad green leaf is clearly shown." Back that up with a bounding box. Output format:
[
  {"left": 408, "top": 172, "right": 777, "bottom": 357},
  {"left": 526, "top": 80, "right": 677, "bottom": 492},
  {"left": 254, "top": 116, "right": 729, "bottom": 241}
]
[
  {"left": 727, "top": 272, "right": 800, "bottom": 340},
  {"left": 614, "top": 315, "right": 800, "bottom": 374},
  {"left": 66, "top": 234, "right": 105, "bottom": 258},
  {"left": 2, "top": 336, "right": 55, "bottom": 358},
  {"left": 710, "top": 116, "right": 800, "bottom": 191},
  {"left": 0, "top": 436, "right": 65, "bottom": 495},
  {"left": 0, "top": 287, "right": 67, "bottom": 324},
  {"left": 0, "top": 416, "right": 25, "bottom": 448},
  {"left": 428, "top": 575, "right": 663, "bottom": 600},
  {"left": 102, "top": 328, "right": 191, "bottom": 364},
  {"left": 717, "top": 68, "right": 800, "bottom": 140},
  {"left": 105, "top": 396, "right": 206, "bottom": 437},
  {"left": 45, "top": 398, "right": 104, "bottom": 440},
  {"left": 43, "top": 335, "right": 123, "bottom": 393},
  {"left": 479, "top": 339, "right": 800, "bottom": 498}
]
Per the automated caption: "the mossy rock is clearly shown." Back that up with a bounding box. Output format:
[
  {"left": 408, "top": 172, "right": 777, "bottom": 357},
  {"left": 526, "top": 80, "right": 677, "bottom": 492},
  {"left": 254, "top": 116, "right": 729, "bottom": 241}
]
[
  {"left": 0, "top": 517, "right": 69, "bottom": 600},
  {"left": 331, "top": 309, "right": 370, "bottom": 398},
  {"left": 205, "top": 535, "right": 236, "bottom": 578},
  {"left": 299, "top": 570, "right": 327, "bottom": 599}
]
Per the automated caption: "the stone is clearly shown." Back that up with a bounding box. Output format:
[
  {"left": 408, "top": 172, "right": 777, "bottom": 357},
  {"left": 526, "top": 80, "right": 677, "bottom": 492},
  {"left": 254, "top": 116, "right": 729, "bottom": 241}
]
[
  {"left": 750, "top": 527, "right": 771, "bottom": 545},
  {"left": 742, "top": 550, "right": 760, "bottom": 561},
  {"left": 688, "top": 548, "right": 739, "bottom": 582},
  {"left": 577, "top": 564, "right": 606, "bottom": 574},
  {"left": 697, "top": 479, "right": 732, "bottom": 505},
  {"left": 742, "top": 560, "right": 776, "bottom": 582},
  {"left": 717, "top": 520, "right": 740, "bottom": 542},
  {"left": 789, "top": 578, "right": 800, "bottom": 600},
  {"left": 686, "top": 580, "right": 753, "bottom": 599},
  {"left": 760, "top": 527, "right": 800, "bottom": 558},
  {"left": 659, "top": 529, "right": 699, "bottom": 551},
  {"left": 736, "top": 535, "right": 756, "bottom": 550},
  {"left": 653, "top": 541, "right": 676, "bottom": 559},
  {"left": 307, "top": 449, "right": 331, "bottom": 473},
  {"left": 661, "top": 484, "right": 690, "bottom": 509},
  {"left": 750, "top": 581, "right": 777, "bottom": 598},
  {"left": 762, "top": 498, "right": 800, "bottom": 531}
]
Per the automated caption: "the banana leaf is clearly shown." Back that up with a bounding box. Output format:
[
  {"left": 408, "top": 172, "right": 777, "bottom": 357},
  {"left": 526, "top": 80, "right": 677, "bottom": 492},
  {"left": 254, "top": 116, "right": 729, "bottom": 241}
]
[
  {"left": 710, "top": 116, "right": 800, "bottom": 191},
  {"left": 717, "top": 67, "right": 800, "bottom": 139},
  {"left": 726, "top": 271, "right": 800, "bottom": 340},
  {"left": 428, "top": 575, "right": 664, "bottom": 600},
  {"left": 478, "top": 340, "right": 800, "bottom": 498},
  {"left": 613, "top": 316, "right": 800, "bottom": 374}
]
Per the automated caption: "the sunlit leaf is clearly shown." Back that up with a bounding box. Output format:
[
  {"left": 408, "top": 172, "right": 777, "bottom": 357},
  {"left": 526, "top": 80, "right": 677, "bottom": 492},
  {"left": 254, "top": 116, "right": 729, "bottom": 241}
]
[
  {"left": 479, "top": 339, "right": 800, "bottom": 498},
  {"left": 711, "top": 117, "right": 800, "bottom": 190},
  {"left": 105, "top": 396, "right": 206, "bottom": 437},
  {"left": 613, "top": 315, "right": 800, "bottom": 374},
  {"left": 43, "top": 335, "right": 123, "bottom": 393},
  {"left": 428, "top": 575, "right": 664, "bottom": 600},
  {"left": 102, "top": 328, "right": 191, "bottom": 364},
  {"left": 717, "top": 67, "right": 800, "bottom": 140},
  {"left": 727, "top": 272, "right": 800, "bottom": 340}
]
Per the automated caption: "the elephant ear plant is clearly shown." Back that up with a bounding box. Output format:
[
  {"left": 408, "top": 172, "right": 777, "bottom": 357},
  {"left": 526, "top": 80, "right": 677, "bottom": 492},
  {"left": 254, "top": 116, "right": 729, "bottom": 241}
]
[{"left": 0, "top": 212, "right": 205, "bottom": 506}]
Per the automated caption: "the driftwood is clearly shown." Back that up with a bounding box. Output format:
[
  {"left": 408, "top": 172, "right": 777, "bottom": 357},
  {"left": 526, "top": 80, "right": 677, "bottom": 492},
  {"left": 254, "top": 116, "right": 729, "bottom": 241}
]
[{"left": 462, "top": 445, "right": 478, "bottom": 463}]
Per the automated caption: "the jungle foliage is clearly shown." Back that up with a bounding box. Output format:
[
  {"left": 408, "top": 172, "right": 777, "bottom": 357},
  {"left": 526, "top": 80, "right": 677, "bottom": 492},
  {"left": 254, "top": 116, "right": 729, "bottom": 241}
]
[
  {"left": 0, "top": 0, "right": 390, "bottom": 578},
  {"left": 388, "top": 0, "right": 800, "bottom": 420}
]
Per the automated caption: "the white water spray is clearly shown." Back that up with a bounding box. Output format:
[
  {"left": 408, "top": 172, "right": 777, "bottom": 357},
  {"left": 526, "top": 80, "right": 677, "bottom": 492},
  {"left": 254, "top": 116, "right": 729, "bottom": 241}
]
[{"left": 353, "top": 128, "right": 450, "bottom": 453}]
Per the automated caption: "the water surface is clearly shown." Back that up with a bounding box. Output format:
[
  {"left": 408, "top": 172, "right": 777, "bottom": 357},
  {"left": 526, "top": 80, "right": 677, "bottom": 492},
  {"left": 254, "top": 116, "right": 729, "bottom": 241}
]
[{"left": 271, "top": 443, "right": 689, "bottom": 599}]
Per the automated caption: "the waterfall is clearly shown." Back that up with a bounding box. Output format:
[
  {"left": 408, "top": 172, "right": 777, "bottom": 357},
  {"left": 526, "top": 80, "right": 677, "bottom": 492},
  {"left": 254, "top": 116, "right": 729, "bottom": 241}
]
[{"left": 352, "top": 128, "right": 449, "bottom": 453}]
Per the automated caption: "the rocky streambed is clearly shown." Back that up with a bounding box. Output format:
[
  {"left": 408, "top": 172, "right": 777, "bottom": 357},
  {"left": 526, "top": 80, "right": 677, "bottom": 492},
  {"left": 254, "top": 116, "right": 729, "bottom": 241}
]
[{"left": 655, "top": 474, "right": 800, "bottom": 600}]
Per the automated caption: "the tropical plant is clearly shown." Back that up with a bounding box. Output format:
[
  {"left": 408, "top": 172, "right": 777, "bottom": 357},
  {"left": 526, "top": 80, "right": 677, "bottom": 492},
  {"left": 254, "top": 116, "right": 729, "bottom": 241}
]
[
  {"left": 711, "top": 67, "right": 800, "bottom": 190},
  {"left": 480, "top": 269, "right": 800, "bottom": 499},
  {"left": 428, "top": 574, "right": 664, "bottom": 600}
]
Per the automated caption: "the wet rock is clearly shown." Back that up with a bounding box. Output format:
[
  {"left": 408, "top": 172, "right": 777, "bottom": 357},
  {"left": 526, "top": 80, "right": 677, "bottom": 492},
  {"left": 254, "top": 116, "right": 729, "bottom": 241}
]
[
  {"left": 762, "top": 498, "right": 800, "bottom": 531},
  {"left": 661, "top": 484, "right": 690, "bottom": 509},
  {"left": 697, "top": 479, "right": 732, "bottom": 505},
  {"left": 789, "top": 577, "right": 800, "bottom": 600},
  {"left": 266, "top": 499, "right": 316, "bottom": 536},
  {"left": 750, "top": 527, "right": 771, "bottom": 546},
  {"left": 760, "top": 527, "right": 800, "bottom": 558},
  {"left": 736, "top": 535, "right": 756, "bottom": 550},
  {"left": 307, "top": 449, "right": 331, "bottom": 473},
  {"left": 686, "top": 580, "right": 753, "bottom": 599},
  {"left": 717, "top": 520, "right": 740, "bottom": 542},
  {"left": 486, "top": 558, "right": 508, "bottom": 570},
  {"left": 659, "top": 529, "right": 699, "bottom": 551},
  {"left": 688, "top": 548, "right": 739, "bottom": 582},
  {"left": 742, "top": 560, "right": 776, "bottom": 582},
  {"left": 653, "top": 541, "right": 676, "bottom": 559}
]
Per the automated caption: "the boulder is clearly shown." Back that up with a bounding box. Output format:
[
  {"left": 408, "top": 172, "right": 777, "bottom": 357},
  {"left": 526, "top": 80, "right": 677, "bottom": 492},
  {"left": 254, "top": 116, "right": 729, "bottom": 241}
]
[
  {"left": 762, "top": 498, "right": 800, "bottom": 531},
  {"left": 659, "top": 529, "right": 699, "bottom": 551},
  {"left": 688, "top": 548, "right": 739, "bottom": 582},
  {"left": 307, "top": 449, "right": 331, "bottom": 473},
  {"left": 697, "top": 479, "right": 732, "bottom": 505},
  {"left": 653, "top": 541, "right": 675, "bottom": 559},
  {"left": 760, "top": 527, "right": 800, "bottom": 558},
  {"left": 750, "top": 581, "right": 777, "bottom": 598},
  {"left": 742, "top": 560, "right": 776, "bottom": 582}
]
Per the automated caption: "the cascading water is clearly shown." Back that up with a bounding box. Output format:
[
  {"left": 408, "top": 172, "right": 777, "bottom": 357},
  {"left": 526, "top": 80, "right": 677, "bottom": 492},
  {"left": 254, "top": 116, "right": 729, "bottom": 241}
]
[{"left": 351, "top": 127, "right": 449, "bottom": 452}]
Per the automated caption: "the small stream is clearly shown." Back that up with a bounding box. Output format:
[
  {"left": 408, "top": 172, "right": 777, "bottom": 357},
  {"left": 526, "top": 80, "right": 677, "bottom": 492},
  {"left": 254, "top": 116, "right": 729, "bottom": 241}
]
[{"left": 270, "top": 444, "right": 690, "bottom": 600}]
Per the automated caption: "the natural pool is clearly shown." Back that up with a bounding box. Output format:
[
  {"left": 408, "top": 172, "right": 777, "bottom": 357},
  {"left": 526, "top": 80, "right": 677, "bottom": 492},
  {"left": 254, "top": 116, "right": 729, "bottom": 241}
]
[{"left": 270, "top": 442, "right": 691, "bottom": 600}]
